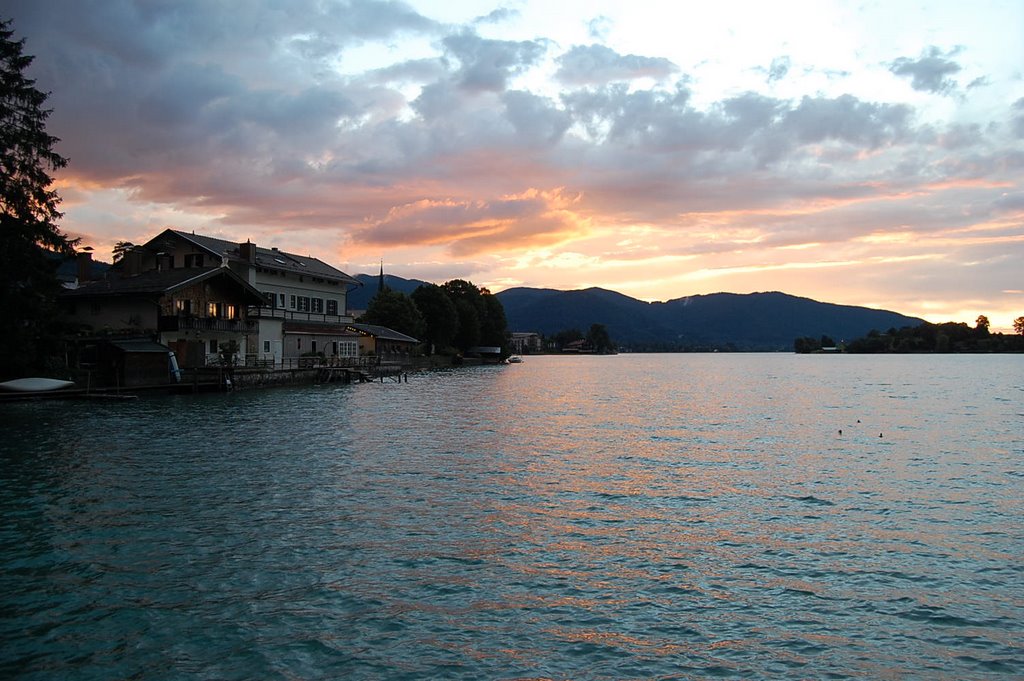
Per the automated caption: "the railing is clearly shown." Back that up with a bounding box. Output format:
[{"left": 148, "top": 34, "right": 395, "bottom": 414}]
[
  {"left": 159, "top": 316, "right": 257, "bottom": 333},
  {"left": 236, "top": 355, "right": 377, "bottom": 370},
  {"left": 247, "top": 307, "right": 354, "bottom": 325}
]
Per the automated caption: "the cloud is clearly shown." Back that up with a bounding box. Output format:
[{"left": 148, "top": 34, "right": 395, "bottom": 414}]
[
  {"left": 473, "top": 8, "right": 518, "bottom": 25},
  {"left": 363, "top": 57, "right": 448, "bottom": 85},
  {"left": 889, "top": 46, "right": 963, "bottom": 95},
  {"left": 554, "top": 44, "right": 678, "bottom": 85},
  {"left": 356, "top": 189, "right": 587, "bottom": 255},
  {"left": 4, "top": 0, "right": 1022, "bottom": 327},
  {"left": 502, "top": 91, "right": 572, "bottom": 146},
  {"left": 766, "top": 56, "right": 791, "bottom": 83},
  {"left": 782, "top": 95, "right": 913, "bottom": 148},
  {"left": 587, "top": 16, "right": 612, "bottom": 41},
  {"left": 1013, "top": 98, "right": 1024, "bottom": 139},
  {"left": 442, "top": 31, "right": 548, "bottom": 92}
]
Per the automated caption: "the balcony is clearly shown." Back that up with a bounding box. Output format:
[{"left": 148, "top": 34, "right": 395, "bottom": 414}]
[
  {"left": 247, "top": 306, "right": 354, "bottom": 325},
  {"left": 159, "top": 315, "right": 258, "bottom": 333}
]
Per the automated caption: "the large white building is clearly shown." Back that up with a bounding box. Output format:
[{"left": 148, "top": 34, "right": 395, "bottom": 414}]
[{"left": 141, "top": 229, "right": 363, "bottom": 365}]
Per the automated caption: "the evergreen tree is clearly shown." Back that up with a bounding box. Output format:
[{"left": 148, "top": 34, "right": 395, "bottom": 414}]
[
  {"left": 1, "top": 19, "right": 77, "bottom": 378},
  {"left": 360, "top": 289, "right": 425, "bottom": 341},
  {"left": 441, "top": 279, "right": 509, "bottom": 354},
  {"left": 480, "top": 291, "right": 508, "bottom": 348},
  {"left": 411, "top": 283, "right": 458, "bottom": 354}
]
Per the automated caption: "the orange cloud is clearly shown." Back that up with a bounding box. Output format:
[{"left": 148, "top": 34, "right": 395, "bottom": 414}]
[{"left": 355, "top": 187, "right": 591, "bottom": 255}]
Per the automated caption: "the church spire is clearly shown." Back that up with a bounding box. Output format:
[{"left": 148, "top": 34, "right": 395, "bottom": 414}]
[{"left": 377, "top": 259, "right": 386, "bottom": 295}]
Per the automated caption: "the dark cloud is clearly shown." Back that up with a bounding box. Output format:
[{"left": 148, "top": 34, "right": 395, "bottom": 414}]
[
  {"left": 889, "top": 46, "right": 962, "bottom": 94},
  {"left": 782, "top": 95, "right": 913, "bottom": 147},
  {"left": 442, "top": 32, "right": 548, "bottom": 92},
  {"left": 554, "top": 44, "right": 678, "bottom": 85},
  {"left": 502, "top": 91, "right": 572, "bottom": 146},
  {"left": 3, "top": 0, "right": 1020, "bottom": 270}
]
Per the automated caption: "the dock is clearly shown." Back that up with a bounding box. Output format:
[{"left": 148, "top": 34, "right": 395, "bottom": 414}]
[{"left": 316, "top": 364, "right": 408, "bottom": 384}]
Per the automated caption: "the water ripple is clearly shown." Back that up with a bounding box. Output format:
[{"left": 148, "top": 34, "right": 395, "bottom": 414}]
[{"left": 1, "top": 354, "right": 1022, "bottom": 679}]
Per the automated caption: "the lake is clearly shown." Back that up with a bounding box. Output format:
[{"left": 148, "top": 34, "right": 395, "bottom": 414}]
[{"left": 1, "top": 354, "right": 1021, "bottom": 679}]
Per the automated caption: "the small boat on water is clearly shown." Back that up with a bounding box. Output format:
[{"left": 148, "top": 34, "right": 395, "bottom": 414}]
[
  {"left": 0, "top": 377, "right": 76, "bottom": 392},
  {"left": 507, "top": 355, "right": 523, "bottom": 363}
]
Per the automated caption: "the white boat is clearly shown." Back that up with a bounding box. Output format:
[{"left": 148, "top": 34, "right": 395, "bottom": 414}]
[
  {"left": 0, "top": 377, "right": 76, "bottom": 392},
  {"left": 507, "top": 355, "right": 523, "bottom": 363}
]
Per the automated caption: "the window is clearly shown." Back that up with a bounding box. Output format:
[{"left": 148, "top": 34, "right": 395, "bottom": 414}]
[
  {"left": 289, "top": 294, "right": 296, "bottom": 309},
  {"left": 263, "top": 340, "right": 271, "bottom": 353},
  {"left": 176, "top": 299, "right": 192, "bottom": 314},
  {"left": 296, "top": 338, "right": 302, "bottom": 350},
  {"left": 262, "top": 292, "right": 275, "bottom": 307},
  {"left": 311, "top": 340, "right": 317, "bottom": 354},
  {"left": 278, "top": 293, "right": 285, "bottom": 308},
  {"left": 225, "top": 304, "right": 237, "bottom": 320},
  {"left": 339, "top": 341, "right": 357, "bottom": 357},
  {"left": 185, "top": 253, "right": 205, "bottom": 267},
  {"left": 311, "top": 298, "right": 324, "bottom": 314},
  {"left": 209, "top": 339, "right": 218, "bottom": 354},
  {"left": 297, "top": 296, "right": 310, "bottom": 312},
  {"left": 326, "top": 300, "right": 338, "bottom": 316},
  {"left": 207, "top": 302, "right": 218, "bottom": 318}
]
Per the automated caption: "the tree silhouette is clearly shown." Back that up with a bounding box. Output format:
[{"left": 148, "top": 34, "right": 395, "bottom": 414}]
[
  {"left": 112, "top": 240, "right": 135, "bottom": 262},
  {"left": 411, "top": 283, "right": 457, "bottom": 354},
  {"left": 1, "top": 19, "right": 77, "bottom": 377},
  {"left": 360, "top": 289, "right": 424, "bottom": 341}
]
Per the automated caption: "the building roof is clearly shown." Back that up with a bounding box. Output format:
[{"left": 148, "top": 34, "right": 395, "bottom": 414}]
[
  {"left": 110, "top": 339, "right": 172, "bottom": 354},
  {"left": 61, "top": 266, "right": 265, "bottom": 305},
  {"left": 160, "top": 229, "right": 361, "bottom": 286},
  {"left": 347, "top": 323, "right": 419, "bottom": 344}
]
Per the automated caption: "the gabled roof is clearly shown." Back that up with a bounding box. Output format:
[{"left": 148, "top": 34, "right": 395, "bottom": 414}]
[
  {"left": 61, "top": 266, "right": 265, "bottom": 305},
  {"left": 347, "top": 323, "right": 419, "bottom": 344},
  {"left": 155, "top": 229, "right": 360, "bottom": 286}
]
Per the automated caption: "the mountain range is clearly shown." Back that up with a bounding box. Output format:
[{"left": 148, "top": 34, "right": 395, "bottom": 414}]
[{"left": 347, "top": 274, "right": 924, "bottom": 351}]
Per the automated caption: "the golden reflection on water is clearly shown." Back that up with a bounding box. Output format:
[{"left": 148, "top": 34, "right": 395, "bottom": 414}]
[
  {"left": 437, "top": 354, "right": 1023, "bottom": 670},
  {"left": 4, "top": 354, "right": 1020, "bottom": 680}
]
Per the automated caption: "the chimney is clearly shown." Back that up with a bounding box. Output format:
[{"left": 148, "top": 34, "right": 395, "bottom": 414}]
[
  {"left": 240, "top": 240, "right": 257, "bottom": 263},
  {"left": 76, "top": 252, "right": 93, "bottom": 284},
  {"left": 121, "top": 248, "right": 144, "bottom": 277}
]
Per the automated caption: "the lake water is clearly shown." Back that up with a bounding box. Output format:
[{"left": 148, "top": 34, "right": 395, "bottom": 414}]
[{"left": 1, "top": 354, "right": 1022, "bottom": 680}]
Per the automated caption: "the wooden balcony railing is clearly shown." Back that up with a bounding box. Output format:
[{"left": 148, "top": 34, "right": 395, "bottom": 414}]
[{"left": 159, "top": 316, "right": 258, "bottom": 333}]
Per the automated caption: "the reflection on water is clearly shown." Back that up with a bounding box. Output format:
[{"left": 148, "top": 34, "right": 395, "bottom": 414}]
[{"left": 1, "top": 354, "right": 1022, "bottom": 679}]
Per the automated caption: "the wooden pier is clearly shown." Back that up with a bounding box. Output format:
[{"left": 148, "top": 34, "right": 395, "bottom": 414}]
[{"left": 316, "top": 364, "right": 409, "bottom": 384}]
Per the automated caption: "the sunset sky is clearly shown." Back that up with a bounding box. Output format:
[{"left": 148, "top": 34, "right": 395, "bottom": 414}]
[{"left": 7, "top": 0, "right": 1023, "bottom": 329}]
